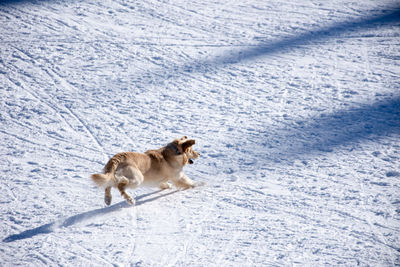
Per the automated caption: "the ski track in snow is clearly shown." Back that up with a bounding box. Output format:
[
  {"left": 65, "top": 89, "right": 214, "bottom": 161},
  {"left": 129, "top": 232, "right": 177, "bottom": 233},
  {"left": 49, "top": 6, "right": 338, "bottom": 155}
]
[{"left": 1, "top": 0, "right": 400, "bottom": 266}]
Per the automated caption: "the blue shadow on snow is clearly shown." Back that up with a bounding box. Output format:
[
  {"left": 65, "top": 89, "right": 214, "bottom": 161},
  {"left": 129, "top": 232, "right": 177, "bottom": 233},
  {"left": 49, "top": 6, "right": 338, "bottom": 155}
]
[
  {"left": 164, "top": 7, "right": 400, "bottom": 78},
  {"left": 259, "top": 97, "right": 400, "bottom": 163},
  {"left": 3, "top": 189, "right": 178, "bottom": 243}
]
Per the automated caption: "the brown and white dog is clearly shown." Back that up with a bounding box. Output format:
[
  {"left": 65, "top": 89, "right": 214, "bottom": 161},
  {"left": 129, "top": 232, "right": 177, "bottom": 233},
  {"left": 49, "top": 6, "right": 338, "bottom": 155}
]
[{"left": 91, "top": 136, "right": 200, "bottom": 205}]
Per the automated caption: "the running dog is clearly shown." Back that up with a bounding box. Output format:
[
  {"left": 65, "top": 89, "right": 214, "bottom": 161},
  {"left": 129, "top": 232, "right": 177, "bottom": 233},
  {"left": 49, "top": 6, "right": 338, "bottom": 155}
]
[{"left": 91, "top": 136, "right": 200, "bottom": 205}]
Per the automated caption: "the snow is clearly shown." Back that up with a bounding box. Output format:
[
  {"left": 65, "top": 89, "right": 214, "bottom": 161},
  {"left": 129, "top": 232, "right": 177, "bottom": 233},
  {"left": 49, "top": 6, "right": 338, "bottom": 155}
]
[{"left": 1, "top": 0, "right": 399, "bottom": 266}]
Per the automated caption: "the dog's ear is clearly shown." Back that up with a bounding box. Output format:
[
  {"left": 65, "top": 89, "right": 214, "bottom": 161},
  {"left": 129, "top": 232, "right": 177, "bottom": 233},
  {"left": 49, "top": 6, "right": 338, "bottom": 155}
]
[
  {"left": 181, "top": 139, "right": 195, "bottom": 152},
  {"left": 172, "top": 139, "right": 180, "bottom": 146}
]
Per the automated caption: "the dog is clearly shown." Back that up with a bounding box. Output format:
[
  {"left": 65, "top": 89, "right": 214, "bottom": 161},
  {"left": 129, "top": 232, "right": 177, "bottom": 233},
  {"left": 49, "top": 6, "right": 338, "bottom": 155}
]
[{"left": 91, "top": 136, "right": 200, "bottom": 205}]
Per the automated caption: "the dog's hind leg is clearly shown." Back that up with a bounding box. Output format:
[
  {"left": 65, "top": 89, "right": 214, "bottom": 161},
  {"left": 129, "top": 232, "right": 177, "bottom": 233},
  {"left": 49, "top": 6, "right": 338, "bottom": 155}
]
[
  {"left": 118, "top": 180, "right": 135, "bottom": 205},
  {"left": 115, "top": 166, "right": 143, "bottom": 205},
  {"left": 104, "top": 187, "right": 112, "bottom": 206}
]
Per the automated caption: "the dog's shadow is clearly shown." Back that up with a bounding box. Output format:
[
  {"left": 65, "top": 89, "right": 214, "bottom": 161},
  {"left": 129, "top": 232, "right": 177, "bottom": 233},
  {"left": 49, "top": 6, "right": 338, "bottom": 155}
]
[{"left": 3, "top": 189, "right": 179, "bottom": 243}]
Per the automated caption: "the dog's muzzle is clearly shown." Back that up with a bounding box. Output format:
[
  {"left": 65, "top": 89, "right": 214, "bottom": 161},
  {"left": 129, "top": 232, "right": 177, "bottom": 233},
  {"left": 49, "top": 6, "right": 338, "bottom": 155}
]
[{"left": 188, "top": 159, "right": 194, "bottom": 164}]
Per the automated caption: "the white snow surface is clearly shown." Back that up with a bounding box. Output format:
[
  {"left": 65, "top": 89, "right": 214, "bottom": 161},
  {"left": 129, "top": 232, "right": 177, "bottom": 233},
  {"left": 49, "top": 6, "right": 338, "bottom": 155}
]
[{"left": 1, "top": 0, "right": 400, "bottom": 266}]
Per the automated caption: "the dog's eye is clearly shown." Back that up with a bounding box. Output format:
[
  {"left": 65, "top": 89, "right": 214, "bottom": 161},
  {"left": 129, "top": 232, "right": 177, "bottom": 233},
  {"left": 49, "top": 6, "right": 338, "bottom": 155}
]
[{"left": 174, "top": 147, "right": 182, "bottom": 155}]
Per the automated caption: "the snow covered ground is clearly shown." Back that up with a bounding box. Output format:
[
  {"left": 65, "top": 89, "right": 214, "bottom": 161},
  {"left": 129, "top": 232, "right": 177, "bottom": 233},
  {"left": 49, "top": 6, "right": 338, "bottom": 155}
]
[{"left": 1, "top": 0, "right": 400, "bottom": 266}]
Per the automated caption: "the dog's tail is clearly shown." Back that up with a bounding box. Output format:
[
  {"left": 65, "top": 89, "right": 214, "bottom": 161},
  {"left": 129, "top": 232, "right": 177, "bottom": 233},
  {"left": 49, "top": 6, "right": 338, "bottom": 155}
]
[
  {"left": 91, "top": 173, "right": 114, "bottom": 188},
  {"left": 91, "top": 152, "right": 128, "bottom": 188}
]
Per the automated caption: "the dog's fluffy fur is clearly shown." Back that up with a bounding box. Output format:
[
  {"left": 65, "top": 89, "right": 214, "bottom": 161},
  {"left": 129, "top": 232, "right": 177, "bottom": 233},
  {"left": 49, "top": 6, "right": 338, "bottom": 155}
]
[{"left": 91, "top": 136, "right": 200, "bottom": 205}]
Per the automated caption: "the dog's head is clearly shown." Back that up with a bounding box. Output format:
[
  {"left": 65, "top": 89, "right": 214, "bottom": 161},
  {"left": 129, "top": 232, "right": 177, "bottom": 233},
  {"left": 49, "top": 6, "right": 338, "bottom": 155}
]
[{"left": 166, "top": 136, "right": 199, "bottom": 165}]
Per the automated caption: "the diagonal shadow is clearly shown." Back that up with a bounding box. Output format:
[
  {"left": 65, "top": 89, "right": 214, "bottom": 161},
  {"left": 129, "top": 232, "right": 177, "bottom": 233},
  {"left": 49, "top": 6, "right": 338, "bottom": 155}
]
[
  {"left": 1, "top": 2, "right": 398, "bottom": 82},
  {"left": 139, "top": 7, "right": 400, "bottom": 82},
  {"left": 0, "top": 0, "right": 43, "bottom": 5},
  {"left": 3, "top": 189, "right": 179, "bottom": 243},
  {"left": 254, "top": 97, "right": 400, "bottom": 164},
  {"left": 214, "top": 8, "right": 400, "bottom": 65}
]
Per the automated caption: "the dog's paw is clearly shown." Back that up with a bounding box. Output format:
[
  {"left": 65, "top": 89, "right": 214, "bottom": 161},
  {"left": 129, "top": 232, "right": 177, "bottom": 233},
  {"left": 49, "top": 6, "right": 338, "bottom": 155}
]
[
  {"left": 159, "top": 182, "right": 172, "bottom": 190},
  {"left": 104, "top": 195, "right": 112, "bottom": 206},
  {"left": 126, "top": 197, "right": 135, "bottom": 205}
]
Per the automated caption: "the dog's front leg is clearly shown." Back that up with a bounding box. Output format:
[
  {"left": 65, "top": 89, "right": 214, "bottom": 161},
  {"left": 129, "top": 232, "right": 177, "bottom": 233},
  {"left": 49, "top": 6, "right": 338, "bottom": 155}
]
[
  {"left": 159, "top": 182, "right": 172, "bottom": 190},
  {"left": 171, "top": 172, "right": 195, "bottom": 189}
]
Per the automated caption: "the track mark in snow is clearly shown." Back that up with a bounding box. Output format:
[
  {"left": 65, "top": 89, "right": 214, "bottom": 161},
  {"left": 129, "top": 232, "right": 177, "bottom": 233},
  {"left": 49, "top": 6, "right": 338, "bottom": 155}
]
[
  {"left": 64, "top": 106, "right": 108, "bottom": 159},
  {"left": 215, "top": 232, "right": 240, "bottom": 266},
  {"left": 5, "top": 47, "right": 109, "bottom": 160},
  {"left": 6, "top": 115, "right": 103, "bottom": 155},
  {"left": 0, "top": 129, "right": 103, "bottom": 165},
  {"left": 125, "top": 210, "right": 138, "bottom": 266},
  {"left": 357, "top": 171, "right": 397, "bottom": 264},
  {"left": 184, "top": 190, "right": 216, "bottom": 258},
  {"left": 4, "top": 50, "right": 82, "bottom": 134},
  {"left": 73, "top": 242, "right": 114, "bottom": 266}
]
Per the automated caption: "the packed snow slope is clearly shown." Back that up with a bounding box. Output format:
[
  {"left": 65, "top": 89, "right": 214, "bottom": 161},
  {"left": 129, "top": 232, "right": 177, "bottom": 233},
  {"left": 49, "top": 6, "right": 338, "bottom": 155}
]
[{"left": 1, "top": 0, "right": 400, "bottom": 266}]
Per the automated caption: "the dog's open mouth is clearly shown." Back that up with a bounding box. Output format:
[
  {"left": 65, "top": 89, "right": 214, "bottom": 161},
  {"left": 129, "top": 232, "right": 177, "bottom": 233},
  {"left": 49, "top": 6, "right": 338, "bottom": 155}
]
[{"left": 188, "top": 159, "right": 194, "bottom": 164}]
